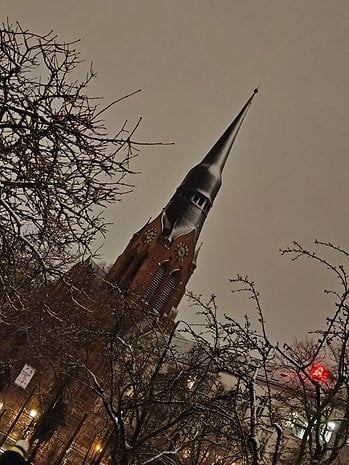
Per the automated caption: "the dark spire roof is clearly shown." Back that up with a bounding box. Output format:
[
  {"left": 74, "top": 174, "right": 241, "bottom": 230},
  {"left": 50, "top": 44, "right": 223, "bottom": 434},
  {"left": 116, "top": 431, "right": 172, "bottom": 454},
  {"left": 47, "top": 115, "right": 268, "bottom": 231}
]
[{"left": 162, "top": 89, "right": 257, "bottom": 241}]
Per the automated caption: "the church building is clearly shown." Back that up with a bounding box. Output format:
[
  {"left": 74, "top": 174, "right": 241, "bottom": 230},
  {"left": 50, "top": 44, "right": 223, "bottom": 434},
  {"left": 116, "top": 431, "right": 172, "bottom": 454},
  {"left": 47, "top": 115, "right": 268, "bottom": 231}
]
[{"left": 0, "top": 90, "right": 257, "bottom": 465}]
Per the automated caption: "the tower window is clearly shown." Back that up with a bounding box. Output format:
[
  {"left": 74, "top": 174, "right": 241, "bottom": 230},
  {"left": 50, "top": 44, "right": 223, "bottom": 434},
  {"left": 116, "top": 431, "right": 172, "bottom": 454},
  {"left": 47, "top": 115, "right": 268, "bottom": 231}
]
[
  {"left": 153, "top": 271, "right": 179, "bottom": 313},
  {"left": 144, "top": 263, "right": 167, "bottom": 302},
  {"left": 179, "top": 189, "right": 209, "bottom": 210},
  {"left": 187, "top": 191, "right": 209, "bottom": 212}
]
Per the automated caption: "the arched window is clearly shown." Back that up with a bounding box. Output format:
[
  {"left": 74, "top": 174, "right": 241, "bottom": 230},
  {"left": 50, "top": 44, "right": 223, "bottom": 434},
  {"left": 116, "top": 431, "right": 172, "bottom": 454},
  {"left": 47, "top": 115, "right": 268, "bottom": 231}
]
[
  {"left": 144, "top": 262, "right": 167, "bottom": 302},
  {"left": 153, "top": 270, "right": 179, "bottom": 313}
]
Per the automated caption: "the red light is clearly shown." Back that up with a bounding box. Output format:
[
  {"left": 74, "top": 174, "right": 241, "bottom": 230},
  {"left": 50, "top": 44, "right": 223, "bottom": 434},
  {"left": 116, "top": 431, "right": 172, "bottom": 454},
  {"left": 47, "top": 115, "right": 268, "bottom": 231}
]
[{"left": 310, "top": 365, "right": 328, "bottom": 381}]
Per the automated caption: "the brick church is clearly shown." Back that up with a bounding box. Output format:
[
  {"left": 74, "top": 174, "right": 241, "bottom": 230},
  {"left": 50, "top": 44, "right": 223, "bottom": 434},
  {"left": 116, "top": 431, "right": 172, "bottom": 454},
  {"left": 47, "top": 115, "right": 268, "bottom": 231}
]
[{"left": 0, "top": 90, "right": 257, "bottom": 465}]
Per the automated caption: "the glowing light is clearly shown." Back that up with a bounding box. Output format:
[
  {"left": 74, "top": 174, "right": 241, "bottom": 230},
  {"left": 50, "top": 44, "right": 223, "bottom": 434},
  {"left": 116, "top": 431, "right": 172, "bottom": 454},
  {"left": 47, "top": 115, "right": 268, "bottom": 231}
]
[
  {"left": 29, "top": 409, "right": 38, "bottom": 418},
  {"left": 187, "top": 376, "right": 196, "bottom": 389},
  {"left": 95, "top": 443, "right": 102, "bottom": 452},
  {"left": 310, "top": 364, "right": 329, "bottom": 381}
]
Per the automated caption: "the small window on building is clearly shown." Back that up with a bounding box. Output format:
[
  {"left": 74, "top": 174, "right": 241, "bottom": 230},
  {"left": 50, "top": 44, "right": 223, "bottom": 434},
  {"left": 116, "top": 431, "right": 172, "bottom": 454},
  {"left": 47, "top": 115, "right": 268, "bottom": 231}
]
[{"left": 322, "top": 421, "right": 337, "bottom": 443}]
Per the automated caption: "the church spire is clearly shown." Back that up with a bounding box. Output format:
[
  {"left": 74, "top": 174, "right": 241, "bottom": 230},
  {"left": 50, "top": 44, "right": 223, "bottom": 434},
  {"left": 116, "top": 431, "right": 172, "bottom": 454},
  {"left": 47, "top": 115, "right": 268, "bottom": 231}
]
[
  {"left": 107, "top": 90, "right": 257, "bottom": 331},
  {"left": 162, "top": 88, "right": 258, "bottom": 240}
]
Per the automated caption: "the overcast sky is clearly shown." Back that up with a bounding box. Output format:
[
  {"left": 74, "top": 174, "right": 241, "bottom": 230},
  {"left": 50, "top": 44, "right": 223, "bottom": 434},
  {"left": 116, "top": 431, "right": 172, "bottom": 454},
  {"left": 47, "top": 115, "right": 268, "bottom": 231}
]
[{"left": 2, "top": 0, "right": 349, "bottom": 342}]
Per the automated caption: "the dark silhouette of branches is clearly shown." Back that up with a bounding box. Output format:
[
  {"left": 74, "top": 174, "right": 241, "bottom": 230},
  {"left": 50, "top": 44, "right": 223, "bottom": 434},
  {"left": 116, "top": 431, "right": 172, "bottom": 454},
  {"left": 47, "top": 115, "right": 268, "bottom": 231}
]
[
  {"left": 179, "top": 240, "right": 349, "bottom": 464},
  {"left": 0, "top": 21, "right": 149, "bottom": 315}
]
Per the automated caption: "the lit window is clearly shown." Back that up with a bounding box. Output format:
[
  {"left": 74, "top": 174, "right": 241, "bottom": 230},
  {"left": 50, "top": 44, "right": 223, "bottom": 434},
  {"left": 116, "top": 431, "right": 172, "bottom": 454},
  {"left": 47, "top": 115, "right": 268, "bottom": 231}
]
[
  {"left": 322, "top": 421, "right": 336, "bottom": 443},
  {"left": 288, "top": 413, "right": 337, "bottom": 443}
]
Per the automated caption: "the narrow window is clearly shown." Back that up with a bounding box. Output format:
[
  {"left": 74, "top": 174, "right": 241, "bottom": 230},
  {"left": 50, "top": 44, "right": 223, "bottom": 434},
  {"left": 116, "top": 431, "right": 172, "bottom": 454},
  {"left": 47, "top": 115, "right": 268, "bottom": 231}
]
[
  {"left": 144, "top": 263, "right": 167, "bottom": 302},
  {"left": 153, "top": 271, "right": 179, "bottom": 313}
]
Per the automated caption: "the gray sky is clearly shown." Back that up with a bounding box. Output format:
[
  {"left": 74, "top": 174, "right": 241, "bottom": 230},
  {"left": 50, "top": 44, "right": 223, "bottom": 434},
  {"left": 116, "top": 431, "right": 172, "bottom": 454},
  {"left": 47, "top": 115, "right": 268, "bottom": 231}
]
[{"left": 2, "top": 0, "right": 349, "bottom": 342}]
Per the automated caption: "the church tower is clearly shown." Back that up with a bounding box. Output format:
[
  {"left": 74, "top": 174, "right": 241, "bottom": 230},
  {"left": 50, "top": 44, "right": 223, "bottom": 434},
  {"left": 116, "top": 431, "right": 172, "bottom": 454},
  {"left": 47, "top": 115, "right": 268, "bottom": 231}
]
[{"left": 107, "top": 90, "right": 257, "bottom": 330}]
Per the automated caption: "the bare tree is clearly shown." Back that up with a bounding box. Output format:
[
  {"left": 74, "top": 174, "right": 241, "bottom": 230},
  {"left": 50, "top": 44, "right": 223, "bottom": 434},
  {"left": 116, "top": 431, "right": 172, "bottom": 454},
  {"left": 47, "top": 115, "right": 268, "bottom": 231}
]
[
  {"left": 276, "top": 240, "right": 349, "bottom": 465},
  {"left": 0, "top": 21, "right": 144, "bottom": 314},
  {"left": 63, "top": 305, "right": 238, "bottom": 465},
  {"left": 183, "top": 240, "right": 349, "bottom": 465},
  {"left": 183, "top": 292, "right": 282, "bottom": 465},
  {"left": 2, "top": 241, "right": 349, "bottom": 465}
]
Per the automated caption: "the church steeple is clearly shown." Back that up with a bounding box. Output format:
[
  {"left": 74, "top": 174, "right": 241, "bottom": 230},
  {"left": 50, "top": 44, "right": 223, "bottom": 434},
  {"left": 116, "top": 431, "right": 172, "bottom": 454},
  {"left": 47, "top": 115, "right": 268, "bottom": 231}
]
[
  {"left": 163, "top": 88, "right": 258, "bottom": 240},
  {"left": 107, "top": 90, "right": 257, "bottom": 331}
]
